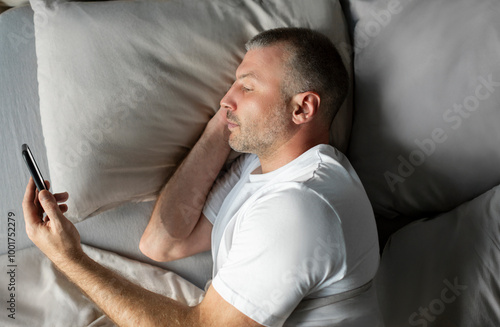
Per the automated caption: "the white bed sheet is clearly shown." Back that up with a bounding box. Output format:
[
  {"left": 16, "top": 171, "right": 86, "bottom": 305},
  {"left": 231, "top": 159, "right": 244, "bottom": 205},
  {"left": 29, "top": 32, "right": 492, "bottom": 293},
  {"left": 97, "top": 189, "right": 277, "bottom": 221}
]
[
  {"left": 0, "top": 244, "right": 205, "bottom": 326},
  {"left": 0, "top": 5, "right": 212, "bottom": 289}
]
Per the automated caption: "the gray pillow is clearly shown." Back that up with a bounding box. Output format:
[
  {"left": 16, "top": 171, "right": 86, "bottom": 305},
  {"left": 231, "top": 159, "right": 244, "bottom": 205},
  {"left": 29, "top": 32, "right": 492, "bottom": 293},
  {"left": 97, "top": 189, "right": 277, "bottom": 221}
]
[
  {"left": 30, "top": 0, "right": 353, "bottom": 222},
  {"left": 347, "top": 0, "right": 500, "bottom": 218},
  {"left": 375, "top": 183, "right": 500, "bottom": 326}
]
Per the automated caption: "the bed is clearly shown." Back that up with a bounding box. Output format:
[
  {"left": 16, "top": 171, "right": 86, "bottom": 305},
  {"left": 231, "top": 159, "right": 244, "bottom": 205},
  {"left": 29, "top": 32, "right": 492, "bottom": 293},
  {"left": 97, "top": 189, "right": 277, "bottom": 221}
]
[{"left": 1, "top": 0, "right": 499, "bottom": 326}]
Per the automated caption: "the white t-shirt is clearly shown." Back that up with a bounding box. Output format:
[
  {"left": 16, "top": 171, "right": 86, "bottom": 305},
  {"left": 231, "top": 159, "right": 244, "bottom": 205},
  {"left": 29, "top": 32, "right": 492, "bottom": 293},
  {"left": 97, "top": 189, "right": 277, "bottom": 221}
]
[{"left": 202, "top": 144, "right": 381, "bottom": 327}]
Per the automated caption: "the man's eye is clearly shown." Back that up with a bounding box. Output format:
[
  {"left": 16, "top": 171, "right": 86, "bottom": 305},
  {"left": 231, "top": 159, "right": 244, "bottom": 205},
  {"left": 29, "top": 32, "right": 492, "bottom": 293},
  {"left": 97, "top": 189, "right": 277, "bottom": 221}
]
[{"left": 242, "top": 86, "right": 253, "bottom": 92}]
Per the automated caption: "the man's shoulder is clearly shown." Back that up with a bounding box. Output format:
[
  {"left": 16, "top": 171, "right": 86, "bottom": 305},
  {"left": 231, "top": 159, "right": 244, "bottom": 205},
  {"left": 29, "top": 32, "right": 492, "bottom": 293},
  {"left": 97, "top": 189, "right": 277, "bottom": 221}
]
[
  {"left": 249, "top": 183, "right": 339, "bottom": 226},
  {"left": 303, "top": 144, "right": 366, "bottom": 196},
  {"left": 309, "top": 144, "right": 352, "bottom": 173},
  {"left": 290, "top": 144, "right": 353, "bottom": 178}
]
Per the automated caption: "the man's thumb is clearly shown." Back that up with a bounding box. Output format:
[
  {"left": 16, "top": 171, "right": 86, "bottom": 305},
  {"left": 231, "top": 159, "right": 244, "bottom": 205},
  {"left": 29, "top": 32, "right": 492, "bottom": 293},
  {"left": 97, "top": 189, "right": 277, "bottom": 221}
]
[{"left": 39, "top": 190, "right": 63, "bottom": 219}]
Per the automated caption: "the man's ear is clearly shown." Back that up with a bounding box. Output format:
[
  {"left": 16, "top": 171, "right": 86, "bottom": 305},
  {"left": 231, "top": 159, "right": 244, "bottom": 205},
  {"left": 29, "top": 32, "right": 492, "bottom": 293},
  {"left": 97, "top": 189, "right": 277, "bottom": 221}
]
[{"left": 291, "top": 91, "right": 321, "bottom": 125}]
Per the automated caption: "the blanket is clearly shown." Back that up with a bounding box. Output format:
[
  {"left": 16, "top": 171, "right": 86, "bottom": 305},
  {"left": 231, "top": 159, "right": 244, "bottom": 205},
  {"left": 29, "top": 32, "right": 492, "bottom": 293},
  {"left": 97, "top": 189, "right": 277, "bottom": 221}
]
[{"left": 0, "top": 244, "right": 205, "bottom": 326}]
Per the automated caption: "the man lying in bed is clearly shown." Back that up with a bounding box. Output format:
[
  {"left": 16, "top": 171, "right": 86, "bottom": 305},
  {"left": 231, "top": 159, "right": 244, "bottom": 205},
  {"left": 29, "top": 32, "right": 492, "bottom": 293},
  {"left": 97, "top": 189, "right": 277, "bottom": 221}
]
[{"left": 23, "top": 27, "right": 382, "bottom": 326}]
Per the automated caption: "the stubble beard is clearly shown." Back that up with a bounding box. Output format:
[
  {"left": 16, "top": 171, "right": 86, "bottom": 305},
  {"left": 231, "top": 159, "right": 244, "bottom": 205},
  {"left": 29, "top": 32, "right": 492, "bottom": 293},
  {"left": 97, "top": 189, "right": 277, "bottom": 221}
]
[{"left": 228, "top": 101, "right": 292, "bottom": 158}]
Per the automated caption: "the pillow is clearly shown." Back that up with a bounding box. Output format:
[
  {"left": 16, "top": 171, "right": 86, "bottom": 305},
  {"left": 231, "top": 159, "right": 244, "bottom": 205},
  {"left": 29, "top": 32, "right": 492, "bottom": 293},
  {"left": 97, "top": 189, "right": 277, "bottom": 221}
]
[
  {"left": 30, "top": 0, "right": 353, "bottom": 222},
  {"left": 346, "top": 0, "right": 500, "bottom": 219},
  {"left": 375, "top": 183, "right": 500, "bottom": 326}
]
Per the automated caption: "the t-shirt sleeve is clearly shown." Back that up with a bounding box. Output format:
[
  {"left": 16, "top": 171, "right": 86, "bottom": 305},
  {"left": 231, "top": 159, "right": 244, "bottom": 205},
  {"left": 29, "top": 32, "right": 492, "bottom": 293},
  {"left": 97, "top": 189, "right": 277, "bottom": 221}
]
[
  {"left": 211, "top": 186, "right": 347, "bottom": 326},
  {"left": 202, "top": 154, "right": 251, "bottom": 224}
]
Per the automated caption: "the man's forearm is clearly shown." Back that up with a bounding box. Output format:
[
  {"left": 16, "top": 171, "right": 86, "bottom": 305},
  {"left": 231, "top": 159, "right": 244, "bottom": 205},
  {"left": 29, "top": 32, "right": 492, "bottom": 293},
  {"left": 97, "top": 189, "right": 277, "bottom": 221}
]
[
  {"left": 141, "top": 110, "right": 231, "bottom": 260},
  {"left": 155, "top": 125, "right": 230, "bottom": 238},
  {"left": 57, "top": 253, "right": 197, "bottom": 327}
]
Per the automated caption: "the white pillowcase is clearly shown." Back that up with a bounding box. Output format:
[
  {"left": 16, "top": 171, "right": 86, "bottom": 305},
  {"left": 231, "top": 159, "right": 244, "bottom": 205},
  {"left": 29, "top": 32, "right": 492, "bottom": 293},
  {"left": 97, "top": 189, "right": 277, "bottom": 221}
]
[{"left": 30, "top": 0, "right": 352, "bottom": 222}]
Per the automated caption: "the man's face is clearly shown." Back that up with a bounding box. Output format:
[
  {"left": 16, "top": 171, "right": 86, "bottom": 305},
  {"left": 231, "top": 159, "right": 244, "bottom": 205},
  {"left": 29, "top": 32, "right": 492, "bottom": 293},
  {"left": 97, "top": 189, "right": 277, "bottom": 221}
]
[{"left": 220, "top": 45, "right": 295, "bottom": 158}]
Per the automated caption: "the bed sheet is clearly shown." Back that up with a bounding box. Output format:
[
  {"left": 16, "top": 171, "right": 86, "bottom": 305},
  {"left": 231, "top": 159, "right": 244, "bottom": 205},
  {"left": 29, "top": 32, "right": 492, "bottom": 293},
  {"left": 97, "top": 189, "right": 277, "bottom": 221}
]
[
  {"left": 0, "top": 5, "right": 212, "bottom": 289},
  {"left": 0, "top": 244, "right": 206, "bottom": 326}
]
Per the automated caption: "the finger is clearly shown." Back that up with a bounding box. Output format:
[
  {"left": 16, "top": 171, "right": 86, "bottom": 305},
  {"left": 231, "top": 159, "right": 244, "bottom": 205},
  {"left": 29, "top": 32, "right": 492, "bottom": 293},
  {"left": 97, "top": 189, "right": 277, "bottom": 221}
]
[
  {"left": 23, "top": 178, "right": 43, "bottom": 226},
  {"left": 24, "top": 177, "right": 35, "bottom": 203},
  {"left": 54, "top": 192, "right": 69, "bottom": 203},
  {"left": 38, "top": 190, "right": 65, "bottom": 223},
  {"left": 44, "top": 180, "right": 50, "bottom": 190},
  {"left": 33, "top": 187, "right": 44, "bottom": 216},
  {"left": 59, "top": 204, "right": 68, "bottom": 213},
  {"left": 34, "top": 187, "right": 40, "bottom": 207}
]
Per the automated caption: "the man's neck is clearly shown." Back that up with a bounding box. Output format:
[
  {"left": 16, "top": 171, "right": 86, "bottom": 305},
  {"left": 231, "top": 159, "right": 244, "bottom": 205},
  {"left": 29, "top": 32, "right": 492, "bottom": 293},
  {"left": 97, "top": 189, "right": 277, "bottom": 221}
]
[{"left": 257, "top": 131, "right": 329, "bottom": 174}]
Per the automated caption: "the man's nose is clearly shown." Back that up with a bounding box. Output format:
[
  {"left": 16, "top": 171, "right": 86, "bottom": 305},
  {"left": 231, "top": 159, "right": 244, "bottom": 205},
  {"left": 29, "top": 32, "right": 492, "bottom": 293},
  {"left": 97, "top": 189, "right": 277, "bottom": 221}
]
[{"left": 220, "top": 84, "right": 237, "bottom": 111}]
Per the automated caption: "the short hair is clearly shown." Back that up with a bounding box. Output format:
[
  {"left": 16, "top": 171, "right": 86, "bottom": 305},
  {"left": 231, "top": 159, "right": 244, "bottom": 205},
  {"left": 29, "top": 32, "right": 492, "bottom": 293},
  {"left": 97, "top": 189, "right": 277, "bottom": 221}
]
[{"left": 245, "top": 27, "right": 349, "bottom": 127}]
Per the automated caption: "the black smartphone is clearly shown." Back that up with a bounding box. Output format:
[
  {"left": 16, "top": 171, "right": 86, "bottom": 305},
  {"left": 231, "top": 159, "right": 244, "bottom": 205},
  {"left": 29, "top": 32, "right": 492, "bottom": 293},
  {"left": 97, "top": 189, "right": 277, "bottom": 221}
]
[{"left": 22, "top": 144, "right": 47, "bottom": 191}]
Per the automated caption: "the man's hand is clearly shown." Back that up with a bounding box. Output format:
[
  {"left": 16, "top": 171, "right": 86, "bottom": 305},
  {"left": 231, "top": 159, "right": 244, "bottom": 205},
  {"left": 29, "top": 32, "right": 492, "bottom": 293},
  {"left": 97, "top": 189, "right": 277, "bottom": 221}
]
[
  {"left": 22, "top": 178, "right": 263, "bottom": 327},
  {"left": 22, "top": 177, "right": 83, "bottom": 268},
  {"left": 205, "top": 106, "right": 230, "bottom": 144}
]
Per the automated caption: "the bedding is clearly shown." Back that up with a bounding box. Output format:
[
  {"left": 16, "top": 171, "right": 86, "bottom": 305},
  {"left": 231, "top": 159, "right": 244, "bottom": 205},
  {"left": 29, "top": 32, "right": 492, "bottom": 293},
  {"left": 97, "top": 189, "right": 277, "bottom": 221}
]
[
  {"left": 0, "top": 4, "right": 50, "bottom": 256},
  {"left": 2, "top": 0, "right": 500, "bottom": 326},
  {"left": 1, "top": 1, "right": 354, "bottom": 325},
  {"left": 0, "top": 4, "right": 212, "bottom": 290},
  {"left": 375, "top": 183, "right": 500, "bottom": 326},
  {"left": 342, "top": 1, "right": 500, "bottom": 324},
  {"left": 29, "top": 0, "right": 354, "bottom": 222},
  {"left": 0, "top": 245, "right": 205, "bottom": 326},
  {"left": 346, "top": 0, "right": 500, "bottom": 219}
]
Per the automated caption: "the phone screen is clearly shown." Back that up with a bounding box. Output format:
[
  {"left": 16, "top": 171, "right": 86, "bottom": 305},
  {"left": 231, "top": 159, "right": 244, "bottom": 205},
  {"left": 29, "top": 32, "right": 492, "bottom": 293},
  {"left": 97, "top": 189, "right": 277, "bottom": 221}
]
[{"left": 22, "top": 144, "right": 47, "bottom": 191}]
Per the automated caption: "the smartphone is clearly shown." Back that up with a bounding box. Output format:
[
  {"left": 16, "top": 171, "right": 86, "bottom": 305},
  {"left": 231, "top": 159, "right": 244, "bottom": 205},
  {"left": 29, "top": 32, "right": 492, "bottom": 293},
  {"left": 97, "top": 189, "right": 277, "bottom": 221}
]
[{"left": 21, "top": 144, "right": 47, "bottom": 191}]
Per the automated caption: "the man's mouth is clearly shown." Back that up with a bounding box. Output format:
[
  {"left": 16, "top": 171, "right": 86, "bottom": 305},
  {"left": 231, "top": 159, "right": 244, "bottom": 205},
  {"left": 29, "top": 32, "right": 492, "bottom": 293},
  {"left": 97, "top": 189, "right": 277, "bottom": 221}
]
[{"left": 226, "top": 113, "right": 239, "bottom": 129}]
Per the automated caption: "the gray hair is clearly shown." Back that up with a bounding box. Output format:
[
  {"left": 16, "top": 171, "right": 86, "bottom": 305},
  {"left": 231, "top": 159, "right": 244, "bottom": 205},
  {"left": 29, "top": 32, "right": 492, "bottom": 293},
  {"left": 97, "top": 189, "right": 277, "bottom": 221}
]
[{"left": 245, "top": 27, "right": 348, "bottom": 127}]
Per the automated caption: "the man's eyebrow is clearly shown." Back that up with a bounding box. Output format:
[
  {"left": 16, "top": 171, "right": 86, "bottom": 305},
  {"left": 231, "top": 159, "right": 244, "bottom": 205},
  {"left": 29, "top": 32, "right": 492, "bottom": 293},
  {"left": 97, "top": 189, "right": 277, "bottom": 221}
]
[{"left": 237, "top": 72, "right": 259, "bottom": 81}]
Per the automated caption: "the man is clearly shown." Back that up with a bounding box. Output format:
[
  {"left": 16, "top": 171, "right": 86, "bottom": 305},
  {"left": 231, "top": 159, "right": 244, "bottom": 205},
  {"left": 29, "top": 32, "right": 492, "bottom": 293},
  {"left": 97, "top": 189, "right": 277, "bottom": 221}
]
[{"left": 23, "top": 28, "right": 382, "bottom": 326}]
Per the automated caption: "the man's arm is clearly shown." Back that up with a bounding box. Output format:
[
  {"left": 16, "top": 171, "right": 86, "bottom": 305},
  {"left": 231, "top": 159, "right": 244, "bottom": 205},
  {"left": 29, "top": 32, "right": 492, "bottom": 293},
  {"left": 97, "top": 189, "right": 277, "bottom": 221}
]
[
  {"left": 22, "top": 178, "right": 263, "bottom": 327},
  {"left": 140, "top": 108, "right": 231, "bottom": 262}
]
